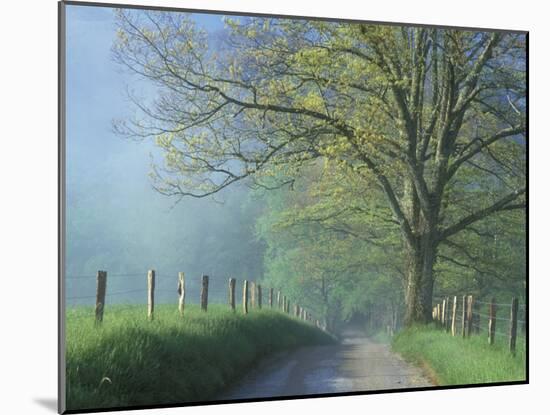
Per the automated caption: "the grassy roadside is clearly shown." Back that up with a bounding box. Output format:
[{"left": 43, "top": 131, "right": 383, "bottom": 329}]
[
  {"left": 392, "top": 324, "right": 526, "bottom": 386},
  {"left": 66, "top": 304, "right": 334, "bottom": 411}
]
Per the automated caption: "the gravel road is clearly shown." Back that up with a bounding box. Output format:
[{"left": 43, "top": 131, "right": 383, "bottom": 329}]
[{"left": 219, "top": 327, "right": 433, "bottom": 400}]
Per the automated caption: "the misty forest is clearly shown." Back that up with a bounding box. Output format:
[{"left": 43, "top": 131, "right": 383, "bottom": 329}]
[{"left": 64, "top": 5, "right": 526, "bottom": 410}]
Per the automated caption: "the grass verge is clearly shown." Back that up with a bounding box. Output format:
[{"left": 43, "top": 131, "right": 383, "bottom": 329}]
[
  {"left": 66, "top": 304, "right": 334, "bottom": 411},
  {"left": 392, "top": 324, "right": 526, "bottom": 386}
]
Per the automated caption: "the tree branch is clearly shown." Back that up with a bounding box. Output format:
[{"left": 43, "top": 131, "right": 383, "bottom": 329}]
[
  {"left": 448, "top": 125, "right": 525, "bottom": 178},
  {"left": 439, "top": 187, "right": 526, "bottom": 240}
]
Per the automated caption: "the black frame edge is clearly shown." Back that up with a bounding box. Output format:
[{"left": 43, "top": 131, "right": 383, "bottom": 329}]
[
  {"left": 63, "top": 381, "right": 529, "bottom": 414},
  {"left": 61, "top": 0, "right": 528, "bottom": 34},
  {"left": 58, "top": 1, "right": 67, "bottom": 414}
]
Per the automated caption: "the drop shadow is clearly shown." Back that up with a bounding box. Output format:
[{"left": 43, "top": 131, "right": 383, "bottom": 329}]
[{"left": 34, "top": 398, "right": 57, "bottom": 413}]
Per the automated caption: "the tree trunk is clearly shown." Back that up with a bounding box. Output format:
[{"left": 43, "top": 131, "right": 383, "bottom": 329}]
[
  {"left": 399, "top": 171, "right": 441, "bottom": 327},
  {"left": 403, "top": 230, "right": 437, "bottom": 326}
]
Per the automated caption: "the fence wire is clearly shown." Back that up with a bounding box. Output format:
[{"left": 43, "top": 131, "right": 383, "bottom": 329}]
[
  {"left": 64, "top": 271, "right": 312, "bottom": 322},
  {"left": 432, "top": 293, "right": 527, "bottom": 352}
]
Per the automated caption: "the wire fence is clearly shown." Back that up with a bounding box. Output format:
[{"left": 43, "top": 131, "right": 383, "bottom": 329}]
[
  {"left": 66, "top": 272, "right": 251, "bottom": 306},
  {"left": 65, "top": 269, "right": 326, "bottom": 330},
  {"left": 431, "top": 294, "right": 526, "bottom": 354}
]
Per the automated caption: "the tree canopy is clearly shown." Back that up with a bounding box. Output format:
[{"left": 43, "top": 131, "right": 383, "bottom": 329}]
[{"left": 113, "top": 10, "right": 526, "bottom": 325}]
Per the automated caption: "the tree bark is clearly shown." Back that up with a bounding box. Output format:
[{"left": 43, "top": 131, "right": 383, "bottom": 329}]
[{"left": 403, "top": 227, "right": 437, "bottom": 326}]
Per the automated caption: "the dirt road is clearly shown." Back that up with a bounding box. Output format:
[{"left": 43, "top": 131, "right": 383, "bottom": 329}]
[{"left": 220, "top": 327, "right": 433, "bottom": 400}]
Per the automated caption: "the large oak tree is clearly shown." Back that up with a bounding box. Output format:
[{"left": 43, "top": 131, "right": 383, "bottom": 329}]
[{"left": 113, "top": 10, "right": 526, "bottom": 325}]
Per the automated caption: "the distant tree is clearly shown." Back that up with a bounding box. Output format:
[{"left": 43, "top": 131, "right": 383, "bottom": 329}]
[{"left": 113, "top": 11, "right": 526, "bottom": 325}]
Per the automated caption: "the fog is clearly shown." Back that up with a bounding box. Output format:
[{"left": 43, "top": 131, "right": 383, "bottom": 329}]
[
  {"left": 64, "top": 6, "right": 526, "bottom": 334},
  {"left": 65, "top": 6, "right": 265, "bottom": 306}
]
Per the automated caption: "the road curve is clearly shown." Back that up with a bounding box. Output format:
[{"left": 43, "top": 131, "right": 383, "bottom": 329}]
[{"left": 219, "top": 327, "right": 433, "bottom": 400}]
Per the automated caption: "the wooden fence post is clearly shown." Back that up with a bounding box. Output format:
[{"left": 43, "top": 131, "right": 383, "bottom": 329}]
[
  {"left": 466, "top": 295, "right": 473, "bottom": 337},
  {"left": 436, "top": 303, "right": 441, "bottom": 325},
  {"left": 250, "top": 281, "right": 256, "bottom": 308},
  {"left": 257, "top": 284, "right": 262, "bottom": 309},
  {"left": 488, "top": 298, "right": 496, "bottom": 345},
  {"left": 294, "top": 304, "right": 299, "bottom": 317},
  {"left": 229, "top": 278, "right": 236, "bottom": 312},
  {"left": 441, "top": 298, "right": 449, "bottom": 330},
  {"left": 178, "top": 272, "right": 185, "bottom": 317},
  {"left": 147, "top": 270, "right": 155, "bottom": 321},
  {"left": 283, "top": 295, "right": 287, "bottom": 313},
  {"left": 200, "top": 275, "right": 209, "bottom": 312},
  {"left": 451, "top": 296, "right": 457, "bottom": 336},
  {"left": 509, "top": 297, "right": 519, "bottom": 354},
  {"left": 277, "top": 291, "right": 281, "bottom": 309},
  {"left": 445, "top": 297, "right": 450, "bottom": 332},
  {"left": 242, "top": 280, "right": 249, "bottom": 314},
  {"left": 442, "top": 298, "right": 446, "bottom": 330},
  {"left": 269, "top": 288, "right": 273, "bottom": 308},
  {"left": 94, "top": 270, "right": 107, "bottom": 324},
  {"left": 461, "top": 295, "right": 467, "bottom": 338}
]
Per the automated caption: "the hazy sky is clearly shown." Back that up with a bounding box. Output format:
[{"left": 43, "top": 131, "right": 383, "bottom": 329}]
[
  {"left": 64, "top": 5, "right": 262, "bottom": 304},
  {"left": 65, "top": 4, "right": 225, "bottom": 206}
]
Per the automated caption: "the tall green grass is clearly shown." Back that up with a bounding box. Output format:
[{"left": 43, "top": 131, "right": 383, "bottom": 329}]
[
  {"left": 66, "top": 304, "right": 334, "bottom": 411},
  {"left": 392, "top": 324, "right": 526, "bottom": 385}
]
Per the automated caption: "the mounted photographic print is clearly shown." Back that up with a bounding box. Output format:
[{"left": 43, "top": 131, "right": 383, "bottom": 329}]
[{"left": 58, "top": 1, "right": 528, "bottom": 413}]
